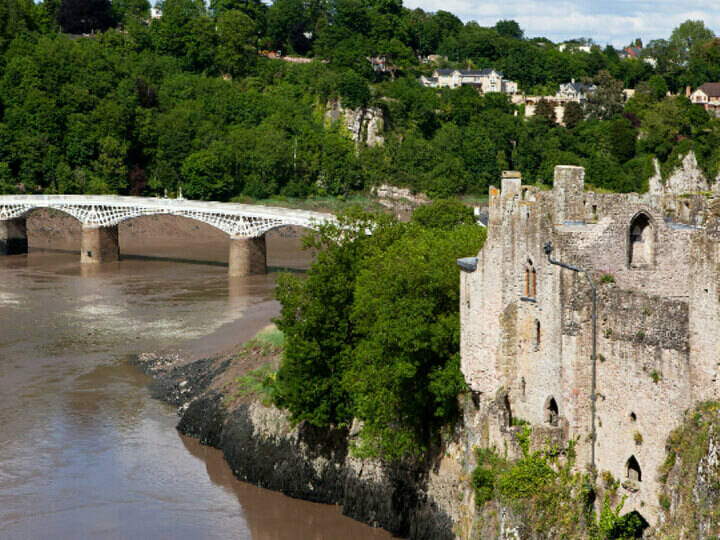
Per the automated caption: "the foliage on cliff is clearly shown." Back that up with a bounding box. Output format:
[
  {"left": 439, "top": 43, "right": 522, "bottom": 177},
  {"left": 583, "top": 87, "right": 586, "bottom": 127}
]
[
  {"left": 273, "top": 200, "right": 485, "bottom": 459},
  {"left": 471, "top": 442, "right": 647, "bottom": 538},
  {"left": 655, "top": 401, "right": 720, "bottom": 538}
]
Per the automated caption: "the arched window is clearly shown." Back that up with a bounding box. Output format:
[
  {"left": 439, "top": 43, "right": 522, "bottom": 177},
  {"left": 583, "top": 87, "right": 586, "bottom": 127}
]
[
  {"left": 545, "top": 396, "right": 559, "bottom": 426},
  {"left": 534, "top": 320, "right": 541, "bottom": 351},
  {"left": 629, "top": 213, "right": 654, "bottom": 268},
  {"left": 525, "top": 259, "right": 537, "bottom": 298},
  {"left": 503, "top": 394, "right": 513, "bottom": 427},
  {"left": 626, "top": 455, "right": 642, "bottom": 482}
]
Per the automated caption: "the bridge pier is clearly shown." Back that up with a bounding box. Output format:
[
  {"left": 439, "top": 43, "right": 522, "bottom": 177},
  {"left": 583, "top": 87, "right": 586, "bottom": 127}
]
[
  {"left": 0, "top": 217, "right": 28, "bottom": 255},
  {"left": 228, "top": 235, "right": 266, "bottom": 276},
  {"left": 81, "top": 225, "right": 119, "bottom": 264}
]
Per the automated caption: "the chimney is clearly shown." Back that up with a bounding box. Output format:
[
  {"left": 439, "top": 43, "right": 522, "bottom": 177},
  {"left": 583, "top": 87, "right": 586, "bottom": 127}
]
[{"left": 686, "top": 86, "right": 692, "bottom": 98}]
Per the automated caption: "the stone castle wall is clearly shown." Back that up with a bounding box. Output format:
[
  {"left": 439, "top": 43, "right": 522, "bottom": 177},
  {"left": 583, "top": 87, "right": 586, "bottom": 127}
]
[{"left": 460, "top": 165, "right": 720, "bottom": 526}]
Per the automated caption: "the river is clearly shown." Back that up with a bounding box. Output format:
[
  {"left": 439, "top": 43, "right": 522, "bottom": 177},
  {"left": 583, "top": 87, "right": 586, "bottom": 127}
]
[{"left": 0, "top": 212, "right": 392, "bottom": 539}]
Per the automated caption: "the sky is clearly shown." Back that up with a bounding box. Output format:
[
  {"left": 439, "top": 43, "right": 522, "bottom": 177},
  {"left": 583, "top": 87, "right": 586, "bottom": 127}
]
[{"left": 402, "top": 0, "right": 719, "bottom": 47}]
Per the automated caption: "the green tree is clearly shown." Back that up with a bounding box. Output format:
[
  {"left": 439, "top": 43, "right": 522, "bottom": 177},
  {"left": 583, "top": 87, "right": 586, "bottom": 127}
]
[
  {"left": 215, "top": 9, "right": 257, "bottom": 76},
  {"left": 274, "top": 209, "right": 401, "bottom": 428},
  {"left": 563, "top": 101, "right": 584, "bottom": 128},
  {"left": 93, "top": 135, "right": 128, "bottom": 192},
  {"left": 494, "top": 19, "right": 523, "bottom": 40},
  {"left": 338, "top": 69, "right": 370, "bottom": 109},
  {"left": 411, "top": 198, "right": 474, "bottom": 229},
  {"left": 151, "top": 0, "right": 206, "bottom": 58},
  {"left": 58, "top": 0, "right": 117, "bottom": 33},
  {"left": 347, "top": 221, "right": 485, "bottom": 458},
  {"left": 586, "top": 70, "right": 624, "bottom": 120},
  {"left": 181, "top": 142, "right": 234, "bottom": 200},
  {"left": 669, "top": 19, "right": 715, "bottom": 65},
  {"left": 609, "top": 117, "right": 636, "bottom": 163},
  {"left": 535, "top": 98, "right": 556, "bottom": 124},
  {"left": 646, "top": 74, "right": 669, "bottom": 101}
]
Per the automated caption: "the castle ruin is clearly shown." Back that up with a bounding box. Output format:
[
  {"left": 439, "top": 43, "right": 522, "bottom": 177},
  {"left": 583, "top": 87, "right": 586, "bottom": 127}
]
[{"left": 459, "top": 166, "right": 720, "bottom": 525}]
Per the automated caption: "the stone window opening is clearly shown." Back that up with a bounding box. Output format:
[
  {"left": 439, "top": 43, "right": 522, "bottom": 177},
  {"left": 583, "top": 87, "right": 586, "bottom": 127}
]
[
  {"left": 504, "top": 394, "right": 513, "bottom": 427},
  {"left": 629, "top": 412, "right": 637, "bottom": 422},
  {"left": 524, "top": 259, "right": 537, "bottom": 298},
  {"left": 534, "top": 319, "right": 541, "bottom": 351},
  {"left": 628, "top": 213, "right": 654, "bottom": 268},
  {"left": 544, "top": 396, "right": 559, "bottom": 426},
  {"left": 626, "top": 455, "right": 642, "bottom": 482}
]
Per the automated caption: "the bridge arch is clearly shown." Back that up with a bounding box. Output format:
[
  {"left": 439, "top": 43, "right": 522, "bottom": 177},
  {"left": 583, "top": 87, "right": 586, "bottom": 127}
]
[{"left": 0, "top": 195, "right": 335, "bottom": 275}]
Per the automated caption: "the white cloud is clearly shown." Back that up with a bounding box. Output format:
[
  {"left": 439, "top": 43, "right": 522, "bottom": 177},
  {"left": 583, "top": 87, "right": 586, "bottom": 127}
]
[{"left": 402, "top": 0, "right": 720, "bottom": 46}]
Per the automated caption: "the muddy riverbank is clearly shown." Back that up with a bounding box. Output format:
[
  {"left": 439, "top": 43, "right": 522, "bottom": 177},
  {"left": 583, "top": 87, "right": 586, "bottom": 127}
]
[{"left": 136, "top": 336, "right": 468, "bottom": 540}]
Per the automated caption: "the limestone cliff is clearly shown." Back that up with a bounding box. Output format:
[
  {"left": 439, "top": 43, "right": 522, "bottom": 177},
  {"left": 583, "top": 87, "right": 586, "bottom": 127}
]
[
  {"left": 324, "top": 100, "right": 384, "bottom": 150},
  {"left": 655, "top": 402, "right": 720, "bottom": 538},
  {"left": 648, "top": 151, "right": 719, "bottom": 195}
]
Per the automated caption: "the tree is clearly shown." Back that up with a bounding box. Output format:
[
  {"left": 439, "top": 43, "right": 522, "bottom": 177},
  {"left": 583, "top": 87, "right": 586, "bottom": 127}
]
[
  {"left": 93, "top": 135, "right": 128, "bottom": 192},
  {"left": 265, "top": 0, "right": 310, "bottom": 53},
  {"left": 274, "top": 209, "right": 401, "bottom": 429},
  {"left": 338, "top": 69, "right": 370, "bottom": 109},
  {"left": 646, "top": 74, "right": 669, "bottom": 101},
  {"left": 586, "top": 70, "right": 624, "bottom": 120},
  {"left": 58, "top": 0, "right": 117, "bottom": 33},
  {"left": 151, "top": 0, "right": 206, "bottom": 58},
  {"left": 347, "top": 221, "right": 485, "bottom": 458},
  {"left": 180, "top": 142, "right": 234, "bottom": 200},
  {"left": 0, "top": 0, "right": 39, "bottom": 49},
  {"left": 215, "top": 9, "right": 257, "bottom": 76},
  {"left": 112, "top": 0, "right": 149, "bottom": 22},
  {"left": 411, "top": 199, "right": 474, "bottom": 229},
  {"left": 609, "top": 117, "right": 636, "bottom": 163},
  {"left": 535, "top": 98, "right": 556, "bottom": 124},
  {"left": 494, "top": 19, "right": 523, "bottom": 40},
  {"left": 563, "top": 101, "right": 584, "bottom": 128},
  {"left": 669, "top": 19, "right": 714, "bottom": 65}
]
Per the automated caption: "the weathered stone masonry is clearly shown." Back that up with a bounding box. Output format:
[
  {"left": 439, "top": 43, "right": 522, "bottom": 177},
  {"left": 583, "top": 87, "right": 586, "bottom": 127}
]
[{"left": 459, "top": 166, "right": 720, "bottom": 526}]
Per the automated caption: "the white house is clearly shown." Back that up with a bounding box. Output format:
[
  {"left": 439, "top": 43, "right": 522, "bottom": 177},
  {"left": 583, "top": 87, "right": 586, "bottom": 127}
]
[
  {"left": 556, "top": 79, "right": 596, "bottom": 102},
  {"left": 420, "top": 68, "right": 518, "bottom": 94},
  {"left": 690, "top": 83, "right": 720, "bottom": 114}
]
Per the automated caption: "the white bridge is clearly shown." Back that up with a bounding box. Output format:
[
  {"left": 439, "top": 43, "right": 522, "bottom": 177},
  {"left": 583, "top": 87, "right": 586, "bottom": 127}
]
[{"left": 0, "top": 195, "right": 337, "bottom": 275}]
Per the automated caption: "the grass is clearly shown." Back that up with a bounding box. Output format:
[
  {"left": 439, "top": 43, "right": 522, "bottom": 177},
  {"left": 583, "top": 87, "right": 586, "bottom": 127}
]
[
  {"left": 222, "top": 326, "right": 284, "bottom": 407},
  {"left": 232, "top": 364, "right": 277, "bottom": 405},
  {"left": 252, "top": 325, "right": 285, "bottom": 350}
]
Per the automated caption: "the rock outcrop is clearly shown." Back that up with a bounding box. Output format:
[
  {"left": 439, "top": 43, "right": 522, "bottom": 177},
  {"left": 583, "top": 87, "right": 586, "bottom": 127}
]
[
  {"left": 325, "top": 100, "right": 384, "bottom": 151},
  {"left": 649, "top": 151, "right": 717, "bottom": 195},
  {"left": 137, "top": 351, "right": 472, "bottom": 539}
]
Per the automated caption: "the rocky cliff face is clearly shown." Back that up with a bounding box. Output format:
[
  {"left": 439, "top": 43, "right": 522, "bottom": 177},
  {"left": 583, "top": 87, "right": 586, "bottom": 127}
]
[
  {"left": 655, "top": 402, "right": 720, "bottom": 538},
  {"left": 649, "top": 151, "right": 719, "bottom": 195},
  {"left": 137, "top": 351, "right": 473, "bottom": 540},
  {"left": 324, "top": 100, "right": 384, "bottom": 150}
]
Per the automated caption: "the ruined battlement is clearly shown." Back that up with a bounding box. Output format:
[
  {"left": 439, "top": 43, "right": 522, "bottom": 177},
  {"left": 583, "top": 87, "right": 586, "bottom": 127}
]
[{"left": 460, "top": 166, "right": 720, "bottom": 527}]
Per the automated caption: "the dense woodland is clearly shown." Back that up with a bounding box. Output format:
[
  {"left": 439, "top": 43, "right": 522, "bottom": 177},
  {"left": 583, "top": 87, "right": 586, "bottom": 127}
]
[{"left": 2, "top": 0, "right": 720, "bottom": 199}]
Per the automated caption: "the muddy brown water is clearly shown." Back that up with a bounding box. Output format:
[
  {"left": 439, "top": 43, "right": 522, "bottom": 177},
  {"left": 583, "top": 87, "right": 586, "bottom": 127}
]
[{"left": 0, "top": 212, "right": 392, "bottom": 539}]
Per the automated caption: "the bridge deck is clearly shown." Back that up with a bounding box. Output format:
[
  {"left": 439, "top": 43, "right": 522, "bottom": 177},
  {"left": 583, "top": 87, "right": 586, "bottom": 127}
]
[{"left": 0, "top": 195, "right": 337, "bottom": 237}]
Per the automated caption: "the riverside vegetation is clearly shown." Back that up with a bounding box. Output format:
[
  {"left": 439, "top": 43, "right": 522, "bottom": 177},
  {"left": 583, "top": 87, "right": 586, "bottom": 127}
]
[{"left": 3, "top": 1, "right": 720, "bottom": 199}]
